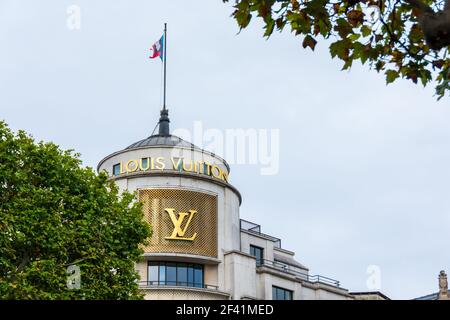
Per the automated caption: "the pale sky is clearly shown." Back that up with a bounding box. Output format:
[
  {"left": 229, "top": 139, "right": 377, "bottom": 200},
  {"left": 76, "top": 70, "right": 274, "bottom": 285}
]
[{"left": 1, "top": 0, "right": 449, "bottom": 299}]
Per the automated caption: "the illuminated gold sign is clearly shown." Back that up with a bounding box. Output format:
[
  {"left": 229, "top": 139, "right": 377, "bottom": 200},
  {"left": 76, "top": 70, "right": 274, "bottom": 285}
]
[
  {"left": 139, "top": 189, "right": 217, "bottom": 258},
  {"left": 113, "top": 157, "right": 228, "bottom": 183},
  {"left": 164, "top": 208, "right": 197, "bottom": 241}
]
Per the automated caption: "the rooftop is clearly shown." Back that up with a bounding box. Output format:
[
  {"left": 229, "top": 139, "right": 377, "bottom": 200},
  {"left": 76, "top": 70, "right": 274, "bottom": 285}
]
[
  {"left": 414, "top": 290, "right": 450, "bottom": 300},
  {"left": 126, "top": 134, "right": 202, "bottom": 151}
]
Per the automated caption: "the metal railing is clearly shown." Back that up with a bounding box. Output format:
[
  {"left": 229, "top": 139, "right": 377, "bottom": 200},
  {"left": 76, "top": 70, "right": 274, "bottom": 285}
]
[
  {"left": 139, "top": 281, "right": 219, "bottom": 291},
  {"left": 258, "top": 259, "right": 340, "bottom": 287},
  {"left": 240, "top": 219, "right": 282, "bottom": 248}
]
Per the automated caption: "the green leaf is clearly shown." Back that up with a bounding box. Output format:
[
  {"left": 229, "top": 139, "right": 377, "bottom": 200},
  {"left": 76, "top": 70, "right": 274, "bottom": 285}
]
[
  {"left": 235, "top": 10, "right": 252, "bottom": 29},
  {"left": 361, "top": 25, "right": 372, "bottom": 37},
  {"left": 302, "top": 35, "right": 317, "bottom": 51},
  {"left": 348, "top": 33, "right": 361, "bottom": 41},
  {"left": 385, "top": 70, "right": 399, "bottom": 84},
  {"left": 334, "top": 18, "right": 353, "bottom": 38},
  {"left": 330, "top": 39, "right": 350, "bottom": 60},
  {"left": 419, "top": 69, "right": 432, "bottom": 87},
  {"left": 264, "top": 18, "right": 275, "bottom": 37}
]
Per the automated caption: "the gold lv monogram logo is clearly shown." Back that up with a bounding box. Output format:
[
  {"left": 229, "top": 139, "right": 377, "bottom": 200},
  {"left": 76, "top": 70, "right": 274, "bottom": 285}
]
[{"left": 164, "top": 208, "right": 198, "bottom": 241}]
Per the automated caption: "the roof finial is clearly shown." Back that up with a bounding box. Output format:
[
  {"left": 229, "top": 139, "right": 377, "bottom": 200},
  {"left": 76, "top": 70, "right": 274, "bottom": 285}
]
[
  {"left": 439, "top": 270, "right": 449, "bottom": 300},
  {"left": 158, "top": 108, "right": 170, "bottom": 136}
]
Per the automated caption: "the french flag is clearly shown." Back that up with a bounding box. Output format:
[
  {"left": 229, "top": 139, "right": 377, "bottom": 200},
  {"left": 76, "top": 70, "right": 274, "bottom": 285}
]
[{"left": 149, "top": 35, "right": 164, "bottom": 61}]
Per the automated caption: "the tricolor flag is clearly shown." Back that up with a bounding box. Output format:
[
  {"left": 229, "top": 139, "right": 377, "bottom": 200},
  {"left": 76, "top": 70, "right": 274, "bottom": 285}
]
[{"left": 149, "top": 35, "right": 164, "bottom": 61}]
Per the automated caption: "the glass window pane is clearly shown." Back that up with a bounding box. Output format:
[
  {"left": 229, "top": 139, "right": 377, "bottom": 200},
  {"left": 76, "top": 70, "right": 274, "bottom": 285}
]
[
  {"left": 250, "top": 245, "right": 263, "bottom": 266},
  {"left": 159, "top": 263, "right": 166, "bottom": 285},
  {"left": 177, "top": 263, "right": 188, "bottom": 286},
  {"left": 145, "top": 262, "right": 205, "bottom": 288},
  {"left": 286, "top": 290, "right": 292, "bottom": 300},
  {"left": 166, "top": 263, "right": 177, "bottom": 286},
  {"left": 113, "top": 164, "right": 121, "bottom": 176},
  {"left": 194, "top": 265, "right": 203, "bottom": 288},
  {"left": 148, "top": 263, "right": 158, "bottom": 285},
  {"left": 141, "top": 158, "right": 149, "bottom": 170},
  {"left": 187, "top": 265, "right": 194, "bottom": 286},
  {"left": 272, "top": 286, "right": 292, "bottom": 300}
]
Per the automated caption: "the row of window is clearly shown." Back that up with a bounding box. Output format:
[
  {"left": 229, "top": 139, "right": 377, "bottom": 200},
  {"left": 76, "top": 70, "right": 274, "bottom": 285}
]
[
  {"left": 147, "top": 262, "right": 292, "bottom": 299},
  {"left": 147, "top": 262, "right": 204, "bottom": 288}
]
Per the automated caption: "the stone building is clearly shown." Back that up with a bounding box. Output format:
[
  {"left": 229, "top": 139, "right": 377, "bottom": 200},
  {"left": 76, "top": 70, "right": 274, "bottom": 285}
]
[{"left": 97, "top": 108, "right": 354, "bottom": 300}]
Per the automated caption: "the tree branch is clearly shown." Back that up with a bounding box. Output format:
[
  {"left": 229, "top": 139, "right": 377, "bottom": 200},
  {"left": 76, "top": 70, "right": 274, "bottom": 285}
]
[{"left": 62, "top": 256, "right": 96, "bottom": 267}]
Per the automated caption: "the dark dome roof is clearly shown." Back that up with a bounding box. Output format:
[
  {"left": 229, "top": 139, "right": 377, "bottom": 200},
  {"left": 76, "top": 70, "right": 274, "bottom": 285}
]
[
  {"left": 126, "top": 134, "right": 202, "bottom": 151},
  {"left": 124, "top": 134, "right": 230, "bottom": 172}
]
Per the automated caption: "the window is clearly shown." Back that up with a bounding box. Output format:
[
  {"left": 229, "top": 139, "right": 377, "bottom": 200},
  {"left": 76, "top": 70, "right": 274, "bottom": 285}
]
[
  {"left": 250, "top": 245, "right": 264, "bottom": 266},
  {"left": 140, "top": 158, "right": 149, "bottom": 170},
  {"left": 166, "top": 263, "right": 177, "bottom": 286},
  {"left": 194, "top": 265, "right": 203, "bottom": 288},
  {"left": 147, "top": 262, "right": 204, "bottom": 288},
  {"left": 177, "top": 263, "right": 188, "bottom": 286},
  {"left": 148, "top": 262, "right": 158, "bottom": 285},
  {"left": 272, "top": 286, "right": 293, "bottom": 300},
  {"left": 112, "top": 163, "right": 121, "bottom": 176}
]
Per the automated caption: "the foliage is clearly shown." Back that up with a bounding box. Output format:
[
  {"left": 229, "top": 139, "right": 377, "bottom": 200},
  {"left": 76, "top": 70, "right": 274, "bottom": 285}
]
[
  {"left": 224, "top": 0, "right": 450, "bottom": 100},
  {"left": 0, "top": 121, "right": 151, "bottom": 299}
]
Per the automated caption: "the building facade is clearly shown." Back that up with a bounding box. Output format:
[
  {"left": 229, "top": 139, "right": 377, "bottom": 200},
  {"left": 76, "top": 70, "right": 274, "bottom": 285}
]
[{"left": 97, "top": 109, "right": 353, "bottom": 300}]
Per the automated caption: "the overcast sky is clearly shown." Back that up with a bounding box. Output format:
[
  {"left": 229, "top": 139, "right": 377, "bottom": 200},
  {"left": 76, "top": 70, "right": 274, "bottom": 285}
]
[{"left": 1, "top": 0, "right": 449, "bottom": 299}]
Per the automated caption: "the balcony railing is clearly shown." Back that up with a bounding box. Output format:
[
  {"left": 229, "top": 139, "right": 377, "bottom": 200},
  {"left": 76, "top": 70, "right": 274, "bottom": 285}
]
[
  {"left": 240, "top": 219, "right": 282, "bottom": 248},
  {"left": 139, "top": 281, "right": 219, "bottom": 291},
  {"left": 258, "top": 259, "right": 340, "bottom": 288}
]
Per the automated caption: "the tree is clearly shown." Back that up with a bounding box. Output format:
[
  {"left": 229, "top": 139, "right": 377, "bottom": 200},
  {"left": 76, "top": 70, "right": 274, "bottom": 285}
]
[
  {"left": 224, "top": 0, "right": 450, "bottom": 99},
  {"left": 0, "top": 121, "right": 151, "bottom": 299}
]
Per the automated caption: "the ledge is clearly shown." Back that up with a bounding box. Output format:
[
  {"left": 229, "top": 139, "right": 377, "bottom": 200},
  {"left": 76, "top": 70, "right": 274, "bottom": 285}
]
[
  {"left": 142, "top": 252, "right": 221, "bottom": 265},
  {"left": 274, "top": 246, "right": 295, "bottom": 256},
  {"left": 139, "top": 285, "right": 231, "bottom": 300},
  {"left": 223, "top": 249, "right": 257, "bottom": 260},
  {"left": 112, "top": 170, "right": 242, "bottom": 205}
]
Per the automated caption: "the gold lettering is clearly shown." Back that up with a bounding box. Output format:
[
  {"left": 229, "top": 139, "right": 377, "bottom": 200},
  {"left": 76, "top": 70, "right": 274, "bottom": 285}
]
[
  {"left": 222, "top": 171, "right": 229, "bottom": 183},
  {"left": 164, "top": 208, "right": 197, "bottom": 241},
  {"left": 155, "top": 157, "right": 165, "bottom": 170},
  {"left": 211, "top": 165, "right": 222, "bottom": 179},
  {"left": 126, "top": 159, "right": 138, "bottom": 173},
  {"left": 171, "top": 157, "right": 183, "bottom": 172},
  {"left": 204, "top": 163, "right": 212, "bottom": 176},
  {"left": 196, "top": 161, "right": 203, "bottom": 174},
  {"left": 115, "top": 157, "right": 230, "bottom": 183},
  {"left": 182, "top": 159, "right": 194, "bottom": 172}
]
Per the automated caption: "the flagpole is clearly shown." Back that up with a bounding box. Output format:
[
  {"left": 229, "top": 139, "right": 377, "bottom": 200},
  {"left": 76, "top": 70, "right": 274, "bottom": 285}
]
[{"left": 163, "top": 23, "right": 167, "bottom": 110}]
